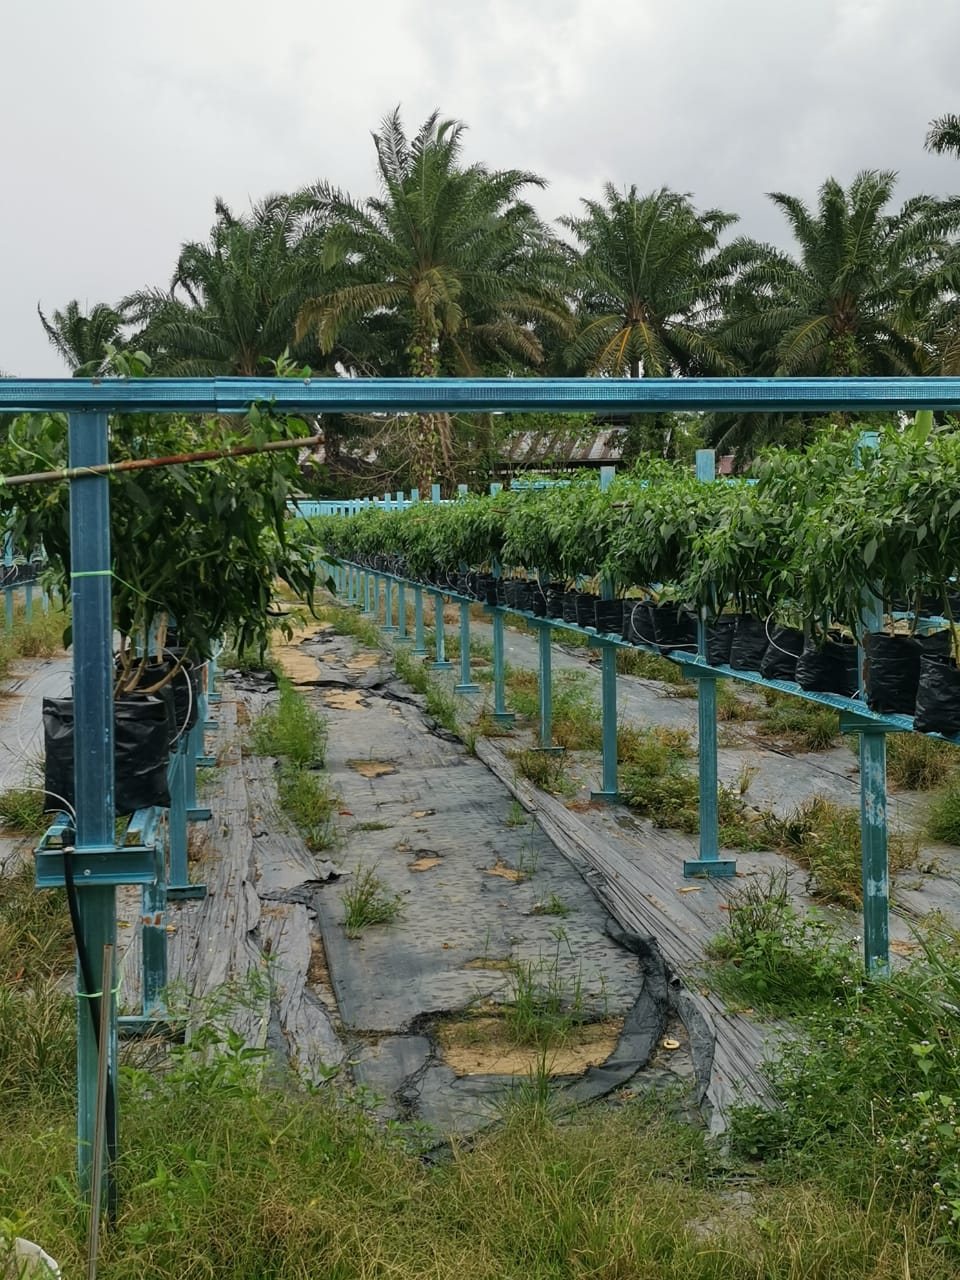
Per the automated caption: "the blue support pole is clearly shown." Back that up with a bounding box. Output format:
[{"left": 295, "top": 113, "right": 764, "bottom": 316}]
[
  {"left": 383, "top": 577, "right": 397, "bottom": 632},
  {"left": 431, "top": 592, "right": 452, "bottom": 669},
  {"left": 536, "top": 622, "right": 562, "bottom": 752},
  {"left": 67, "top": 411, "right": 118, "bottom": 1208},
  {"left": 25, "top": 578, "right": 33, "bottom": 622},
  {"left": 4, "top": 533, "right": 13, "bottom": 633},
  {"left": 412, "top": 586, "right": 428, "bottom": 656},
  {"left": 591, "top": 466, "right": 619, "bottom": 801},
  {"left": 455, "top": 599, "right": 479, "bottom": 694},
  {"left": 859, "top": 727, "right": 890, "bottom": 975},
  {"left": 491, "top": 603, "right": 514, "bottom": 725},
  {"left": 853, "top": 430, "right": 890, "bottom": 975},
  {"left": 684, "top": 450, "right": 735, "bottom": 876},
  {"left": 396, "top": 580, "right": 410, "bottom": 643},
  {"left": 363, "top": 568, "right": 373, "bottom": 616}
]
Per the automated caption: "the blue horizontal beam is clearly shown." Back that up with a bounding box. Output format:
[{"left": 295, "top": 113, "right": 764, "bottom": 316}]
[{"left": 3, "top": 376, "right": 960, "bottom": 415}]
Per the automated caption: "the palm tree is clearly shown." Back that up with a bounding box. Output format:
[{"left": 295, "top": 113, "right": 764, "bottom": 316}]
[
  {"left": 724, "top": 171, "right": 960, "bottom": 379},
  {"left": 295, "top": 108, "right": 570, "bottom": 490},
  {"left": 925, "top": 114, "right": 960, "bottom": 158},
  {"left": 37, "top": 300, "right": 125, "bottom": 376},
  {"left": 560, "top": 185, "right": 740, "bottom": 458},
  {"left": 125, "top": 195, "right": 323, "bottom": 376},
  {"left": 562, "top": 185, "right": 738, "bottom": 377}
]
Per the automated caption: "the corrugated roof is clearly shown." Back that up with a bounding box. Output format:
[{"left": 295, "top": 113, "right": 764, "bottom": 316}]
[{"left": 500, "top": 426, "right": 625, "bottom": 465}]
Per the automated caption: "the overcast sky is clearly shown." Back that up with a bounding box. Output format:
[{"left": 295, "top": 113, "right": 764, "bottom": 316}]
[{"left": 3, "top": 0, "right": 959, "bottom": 375}]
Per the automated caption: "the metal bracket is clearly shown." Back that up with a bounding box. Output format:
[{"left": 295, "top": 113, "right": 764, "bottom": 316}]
[
  {"left": 683, "top": 857, "right": 737, "bottom": 878},
  {"left": 35, "top": 847, "right": 158, "bottom": 888}
]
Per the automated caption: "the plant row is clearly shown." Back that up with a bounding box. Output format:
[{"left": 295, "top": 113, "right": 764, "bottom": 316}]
[{"left": 302, "top": 425, "right": 960, "bottom": 735}]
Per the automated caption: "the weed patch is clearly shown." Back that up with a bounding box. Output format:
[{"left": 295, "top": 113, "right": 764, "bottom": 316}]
[
  {"left": 249, "top": 678, "right": 327, "bottom": 766},
  {"left": 765, "top": 795, "right": 917, "bottom": 907},
  {"left": 927, "top": 777, "right": 960, "bottom": 844},
  {"left": 887, "top": 734, "right": 960, "bottom": 791},
  {"left": 757, "top": 690, "right": 839, "bottom": 749},
  {"left": 277, "top": 764, "right": 336, "bottom": 850},
  {"left": 706, "top": 872, "right": 858, "bottom": 1014},
  {"left": 341, "top": 864, "right": 402, "bottom": 935},
  {"left": 511, "top": 748, "right": 569, "bottom": 794}
]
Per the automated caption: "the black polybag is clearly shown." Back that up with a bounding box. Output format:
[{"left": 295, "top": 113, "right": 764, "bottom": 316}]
[
  {"left": 864, "top": 630, "right": 952, "bottom": 714},
  {"left": 914, "top": 655, "right": 960, "bottom": 735},
  {"left": 594, "top": 600, "right": 624, "bottom": 635},
  {"left": 705, "top": 616, "right": 737, "bottom": 666},
  {"left": 760, "top": 625, "right": 805, "bottom": 681},
  {"left": 729, "top": 615, "right": 770, "bottom": 671},
  {"left": 649, "top": 604, "right": 697, "bottom": 652},
  {"left": 795, "top": 637, "right": 859, "bottom": 696},
  {"left": 43, "top": 695, "right": 172, "bottom": 816}
]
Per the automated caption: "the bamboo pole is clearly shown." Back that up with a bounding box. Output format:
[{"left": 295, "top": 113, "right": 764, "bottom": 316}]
[{"left": 0, "top": 434, "right": 323, "bottom": 489}]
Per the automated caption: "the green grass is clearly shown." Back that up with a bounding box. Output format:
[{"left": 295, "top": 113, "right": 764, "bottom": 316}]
[
  {"left": 529, "top": 893, "right": 571, "bottom": 918},
  {"left": 248, "top": 678, "right": 335, "bottom": 849},
  {"left": 393, "top": 647, "right": 461, "bottom": 734},
  {"left": 764, "top": 795, "right": 917, "bottom": 907},
  {"left": 249, "top": 677, "right": 327, "bottom": 766},
  {"left": 4, "top": 852, "right": 960, "bottom": 1275},
  {"left": 757, "top": 690, "right": 839, "bottom": 750},
  {"left": 887, "top": 733, "right": 960, "bottom": 791},
  {"left": 511, "top": 747, "right": 569, "bottom": 794},
  {"left": 927, "top": 777, "right": 960, "bottom": 844},
  {"left": 0, "top": 756, "right": 49, "bottom": 835},
  {"left": 341, "top": 864, "right": 402, "bottom": 936},
  {"left": 705, "top": 871, "right": 858, "bottom": 1014},
  {"left": 315, "top": 602, "right": 384, "bottom": 650},
  {"left": 615, "top": 648, "right": 689, "bottom": 683},
  {"left": 276, "top": 763, "right": 337, "bottom": 851}
]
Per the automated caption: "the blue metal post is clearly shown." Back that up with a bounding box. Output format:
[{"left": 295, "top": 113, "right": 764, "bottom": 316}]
[
  {"left": 3, "top": 533, "right": 13, "bottom": 633},
  {"left": 363, "top": 568, "right": 373, "bottom": 615},
  {"left": 491, "top": 602, "right": 513, "bottom": 725},
  {"left": 68, "top": 411, "right": 117, "bottom": 1206},
  {"left": 396, "top": 580, "right": 410, "bottom": 643},
  {"left": 24, "top": 579, "right": 33, "bottom": 622},
  {"left": 684, "top": 450, "right": 735, "bottom": 876},
  {"left": 413, "top": 586, "right": 428, "bottom": 656},
  {"left": 431, "top": 592, "right": 452, "bottom": 669},
  {"left": 591, "top": 466, "right": 619, "bottom": 801},
  {"left": 384, "top": 576, "right": 397, "bottom": 632},
  {"left": 537, "top": 622, "right": 561, "bottom": 751},
  {"left": 455, "top": 598, "right": 479, "bottom": 694},
  {"left": 855, "top": 430, "right": 890, "bottom": 975}
]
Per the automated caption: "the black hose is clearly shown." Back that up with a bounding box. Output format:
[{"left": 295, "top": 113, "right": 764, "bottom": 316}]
[{"left": 62, "top": 837, "right": 118, "bottom": 1220}]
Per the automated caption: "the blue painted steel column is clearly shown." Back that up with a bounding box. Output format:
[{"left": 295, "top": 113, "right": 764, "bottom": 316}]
[
  {"left": 491, "top": 603, "right": 513, "bottom": 724},
  {"left": 396, "top": 580, "right": 410, "bottom": 643},
  {"left": 455, "top": 601, "right": 479, "bottom": 694},
  {"left": 24, "top": 578, "right": 33, "bottom": 622},
  {"left": 68, "top": 411, "right": 117, "bottom": 1206},
  {"left": 684, "top": 450, "right": 735, "bottom": 877},
  {"left": 591, "top": 467, "right": 619, "bottom": 800},
  {"left": 859, "top": 727, "right": 890, "bottom": 974},
  {"left": 431, "top": 592, "right": 452, "bottom": 669},
  {"left": 537, "top": 622, "right": 558, "bottom": 750},
  {"left": 413, "top": 586, "right": 428, "bottom": 656},
  {"left": 3, "top": 533, "right": 13, "bottom": 633},
  {"left": 363, "top": 568, "right": 373, "bottom": 615},
  {"left": 383, "top": 576, "right": 397, "bottom": 632},
  {"left": 371, "top": 573, "right": 380, "bottom": 623},
  {"left": 855, "top": 430, "right": 890, "bottom": 974}
]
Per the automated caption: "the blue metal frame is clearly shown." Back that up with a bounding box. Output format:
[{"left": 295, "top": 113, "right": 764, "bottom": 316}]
[
  {"left": 7, "top": 375, "right": 954, "bottom": 1208},
  {"left": 7, "top": 375, "right": 960, "bottom": 414}
]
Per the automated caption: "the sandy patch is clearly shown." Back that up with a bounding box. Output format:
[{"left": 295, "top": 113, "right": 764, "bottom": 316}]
[
  {"left": 484, "top": 857, "right": 527, "bottom": 882},
  {"left": 323, "top": 690, "right": 368, "bottom": 711},
  {"left": 436, "top": 1016, "right": 623, "bottom": 1077},
  {"left": 409, "top": 854, "right": 444, "bottom": 872},
  {"left": 345, "top": 653, "right": 380, "bottom": 671},
  {"left": 347, "top": 758, "right": 397, "bottom": 777}
]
